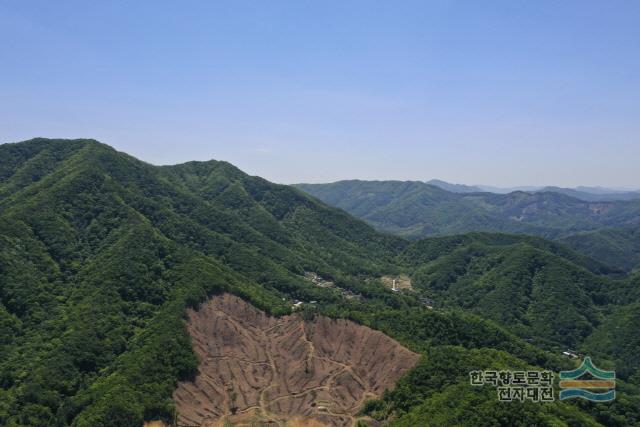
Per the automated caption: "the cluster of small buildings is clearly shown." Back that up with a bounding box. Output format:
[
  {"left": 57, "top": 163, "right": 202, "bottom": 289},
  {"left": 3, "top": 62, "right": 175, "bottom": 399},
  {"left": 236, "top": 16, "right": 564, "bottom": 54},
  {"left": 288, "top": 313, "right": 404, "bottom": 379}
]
[
  {"left": 302, "top": 271, "right": 439, "bottom": 308},
  {"left": 419, "top": 296, "right": 435, "bottom": 309},
  {"left": 303, "top": 271, "right": 363, "bottom": 301},
  {"left": 562, "top": 349, "right": 582, "bottom": 359},
  {"left": 304, "top": 272, "right": 334, "bottom": 288},
  {"left": 291, "top": 299, "right": 317, "bottom": 310}
]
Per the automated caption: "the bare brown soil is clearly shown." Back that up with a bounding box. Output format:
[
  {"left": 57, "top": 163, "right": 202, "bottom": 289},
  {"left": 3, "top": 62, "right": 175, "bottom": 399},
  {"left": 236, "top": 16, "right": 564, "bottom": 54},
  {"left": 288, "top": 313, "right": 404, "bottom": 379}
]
[
  {"left": 380, "top": 275, "right": 412, "bottom": 291},
  {"left": 173, "top": 294, "right": 419, "bottom": 427}
]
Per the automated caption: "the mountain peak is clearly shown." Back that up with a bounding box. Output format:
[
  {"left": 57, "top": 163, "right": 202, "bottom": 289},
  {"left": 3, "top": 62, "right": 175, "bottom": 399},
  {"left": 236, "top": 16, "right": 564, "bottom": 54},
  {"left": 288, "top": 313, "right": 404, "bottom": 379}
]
[{"left": 425, "top": 179, "right": 483, "bottom": 193}]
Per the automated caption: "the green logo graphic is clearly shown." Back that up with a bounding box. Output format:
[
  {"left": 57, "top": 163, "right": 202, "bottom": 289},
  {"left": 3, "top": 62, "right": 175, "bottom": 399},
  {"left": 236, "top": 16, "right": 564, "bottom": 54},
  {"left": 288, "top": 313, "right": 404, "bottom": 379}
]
[{"left": 559, "top": 357, "right": 615, "bottom": 402}]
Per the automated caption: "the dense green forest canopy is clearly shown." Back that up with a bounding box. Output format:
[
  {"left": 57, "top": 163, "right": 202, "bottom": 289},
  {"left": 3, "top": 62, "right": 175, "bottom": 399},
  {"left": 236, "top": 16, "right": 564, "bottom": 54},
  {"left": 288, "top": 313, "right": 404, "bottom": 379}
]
[
  {"left": 1, "top": 139, "right": 639, "bottom": 426},
  {"left": 559, "top": 227, "right": 640, "bottom": 272}
]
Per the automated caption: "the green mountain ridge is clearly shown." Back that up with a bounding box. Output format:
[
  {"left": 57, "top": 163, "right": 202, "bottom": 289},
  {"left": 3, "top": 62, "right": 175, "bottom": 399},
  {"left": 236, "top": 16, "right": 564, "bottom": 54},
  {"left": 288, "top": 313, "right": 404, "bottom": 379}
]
[
  {"left": 538, "top": 186, "right": 640, "bottom": 202},
  {"left": 295, "top": 180, "right": 640, "bottom": 270},
  {"left": 1, "top": 139, "right": 639, "bottom": 426},
  {"left": 559, "top": 227, "right": 640, "bottom": 272},
  {"left": 425, "top": 180, "right": 640, "bottom": 201}
]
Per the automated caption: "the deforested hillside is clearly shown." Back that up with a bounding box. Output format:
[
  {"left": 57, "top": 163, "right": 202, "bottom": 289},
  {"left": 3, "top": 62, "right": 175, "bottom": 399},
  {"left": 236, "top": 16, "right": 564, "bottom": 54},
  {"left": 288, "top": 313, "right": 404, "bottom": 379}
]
[
  {"left": 174, "top": 293, "right": 420, "bottom": 427},
  {"left": 1, "top": 139, "right": 639, "bottom": 427}
]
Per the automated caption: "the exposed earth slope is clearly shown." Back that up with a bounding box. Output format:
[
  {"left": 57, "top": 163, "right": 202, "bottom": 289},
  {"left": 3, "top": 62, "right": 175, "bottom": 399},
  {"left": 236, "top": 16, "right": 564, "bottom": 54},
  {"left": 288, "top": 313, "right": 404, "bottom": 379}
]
[{"left": 174, "top": 294, "right": 419, "bottom": 427}]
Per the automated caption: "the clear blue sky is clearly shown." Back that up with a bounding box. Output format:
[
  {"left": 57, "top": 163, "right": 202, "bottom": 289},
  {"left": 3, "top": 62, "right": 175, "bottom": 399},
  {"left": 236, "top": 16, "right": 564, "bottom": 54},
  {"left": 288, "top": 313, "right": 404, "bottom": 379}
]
[{"left": 1, "top": 1, "right": 638, "bottom": 187}]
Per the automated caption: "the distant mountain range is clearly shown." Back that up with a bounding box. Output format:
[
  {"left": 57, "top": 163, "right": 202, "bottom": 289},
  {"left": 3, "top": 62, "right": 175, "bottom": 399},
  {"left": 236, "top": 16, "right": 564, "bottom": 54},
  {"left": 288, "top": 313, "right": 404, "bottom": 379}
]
[
  {"left": 427, "top": 179, "right": 640, "bottom": 201},
  {"left": 536, "top": 186, "right": 640, "bottom": 202},
  {"left": 426, "top": 180, "right": 540, "bottom": 194},
  {"left": 295, "top": 180, "right": 640, "bottom": 271},
  {"left": 425, "top": 179, "right": 483, "bottom": 193}
]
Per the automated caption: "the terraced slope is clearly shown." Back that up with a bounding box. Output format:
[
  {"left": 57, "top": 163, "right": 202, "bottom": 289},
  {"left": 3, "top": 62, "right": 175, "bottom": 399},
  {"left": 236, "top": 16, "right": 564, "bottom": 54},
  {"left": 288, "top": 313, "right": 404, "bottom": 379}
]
[{"left": 174, "top": 294, "right": 419, "bottom": 427}]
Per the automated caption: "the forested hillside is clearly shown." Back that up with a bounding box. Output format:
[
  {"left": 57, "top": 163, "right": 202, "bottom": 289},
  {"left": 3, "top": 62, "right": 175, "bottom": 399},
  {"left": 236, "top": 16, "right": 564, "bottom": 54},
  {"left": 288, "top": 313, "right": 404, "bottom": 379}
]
[
  {"left": 295, "top": 180, "right": 640, "bottom": 239},
  {"left": 400, "top": 233, "right": 617, "bottom": 348},
  {"left": 537, "top": 186, "right": 640, "bottom": 202},
  {"left": 560, "top": 227, "right": 640, "bottom": 272},
  {"left": 1, "top": 139, "right": 639, "bottom": 426},
  {"left": 295, "top": 180, "right": 640, "bottom": 271}
]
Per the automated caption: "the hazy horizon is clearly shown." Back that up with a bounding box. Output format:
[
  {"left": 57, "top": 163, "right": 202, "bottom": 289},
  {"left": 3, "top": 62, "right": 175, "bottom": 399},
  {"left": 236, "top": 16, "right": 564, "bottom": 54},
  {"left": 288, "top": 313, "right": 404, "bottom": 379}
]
[
  {"left": 5, "top": 137, "right": 640, "bottom": 191},
  {"left": 2, "top": 1, "right": 639, "bottom": 188}
]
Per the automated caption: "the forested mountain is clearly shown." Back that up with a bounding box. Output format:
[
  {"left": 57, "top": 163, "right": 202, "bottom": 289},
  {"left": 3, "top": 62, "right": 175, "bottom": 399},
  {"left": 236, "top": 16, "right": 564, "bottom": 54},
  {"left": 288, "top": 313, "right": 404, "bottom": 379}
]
[
  {"left": 426, "top": 179, "right": 483, "bottom": 193},
  {"left": 1, "top": 139, "right": 639, "bottom": 426},
  {"left": 560, "top": 227, "right": 640, "bottom": 272},
  {"left": 400, "top": 233, "right": 617, "bottom": 349},
  {"left": 538, "top": 186, "right": 640, "bottom": 202},
  {"left": 426, "top": 180, "right": 640, "bottom": 201},
  {"left": 295, "top": 180, "right": 640, "bottom": 271},
  {"left": 295, "top": 180, "right": 640, "bottom": 239}
]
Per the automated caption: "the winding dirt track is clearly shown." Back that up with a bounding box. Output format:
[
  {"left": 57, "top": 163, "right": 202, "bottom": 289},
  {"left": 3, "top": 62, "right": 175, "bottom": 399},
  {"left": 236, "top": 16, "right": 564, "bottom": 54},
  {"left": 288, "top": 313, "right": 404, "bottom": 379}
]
[{"left": 173, "top": 294, "right": 420, "bottom": 427}]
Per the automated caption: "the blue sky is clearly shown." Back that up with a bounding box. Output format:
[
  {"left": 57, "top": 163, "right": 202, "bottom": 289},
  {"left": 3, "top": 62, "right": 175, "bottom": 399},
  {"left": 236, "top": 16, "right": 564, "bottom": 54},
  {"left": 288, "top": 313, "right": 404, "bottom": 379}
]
[{"left": 1, "top": 1, "right": 638, "bottom": 187}]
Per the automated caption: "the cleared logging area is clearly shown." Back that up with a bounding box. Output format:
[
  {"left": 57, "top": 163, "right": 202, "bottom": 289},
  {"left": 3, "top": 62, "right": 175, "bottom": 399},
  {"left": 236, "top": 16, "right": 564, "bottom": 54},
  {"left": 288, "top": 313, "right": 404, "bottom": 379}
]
[{"left": 173, "top": 294, "right": 419, "bottom": 427}]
